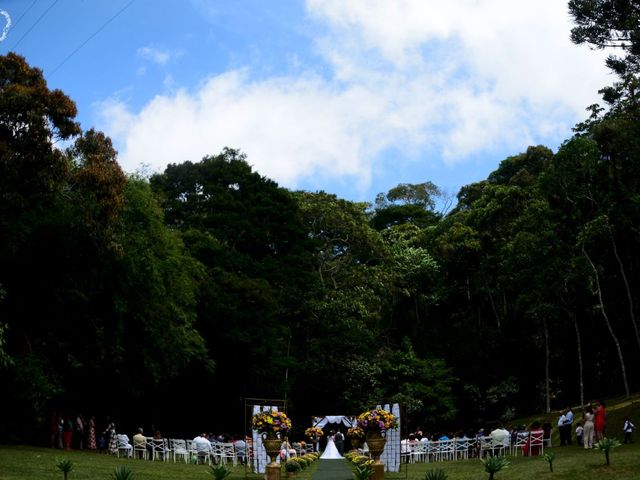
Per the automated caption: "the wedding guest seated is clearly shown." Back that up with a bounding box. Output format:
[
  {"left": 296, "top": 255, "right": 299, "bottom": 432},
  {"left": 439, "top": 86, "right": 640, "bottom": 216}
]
[
  {"left": 523, "top": 421, "right": 544, "bottom": 456},
  {"left": 193, "top": 433, "right": 212, "bottom": 464},
  {"left": 280, "top": 438, "right": 296, "bottom": 461},
  {"left": 401, "top": 438, "right": 410, "bottom": 463},
  {"left": 133, "top": 428, "right": 147, "bottom": 459},
  {"left": 490, "top": 425, "right": 509, "bottom": 455},
  {"left": 116, "top": 434, "right": 133, "bottom": 457},
  {"left": 234, "top": 435, "right": 247, "bottom": 464},
  {"left": 153, "top": 430, "right": 166, "bottom": 460}
]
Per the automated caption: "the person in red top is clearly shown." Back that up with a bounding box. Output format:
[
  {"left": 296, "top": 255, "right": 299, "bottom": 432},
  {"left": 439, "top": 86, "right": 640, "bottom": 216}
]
[
  {"left": 594, "top": 400, "right": 607, "bottom": 441},
  {"left": 523, "top": 421, "right": 544, "bottom": 456}
]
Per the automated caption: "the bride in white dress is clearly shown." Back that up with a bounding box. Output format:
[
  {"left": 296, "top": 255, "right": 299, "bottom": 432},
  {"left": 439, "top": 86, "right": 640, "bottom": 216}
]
[{"left": 320, "top": 434, "right": 343, "bottom": 459}]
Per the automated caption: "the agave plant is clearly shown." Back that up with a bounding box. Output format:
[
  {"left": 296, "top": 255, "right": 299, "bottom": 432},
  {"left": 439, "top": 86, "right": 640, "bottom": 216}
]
[
  {"left": 353, "top": 463, "right": 373, "bottom": 480},
  {"left": 55, "top": 458, "right": 73, "bottom": 480},
  {"left": 424, "top": 468, "right": 448, "bottom": 480},
  {"left": 481, "top": 455, "right": 510, "bottom": 480},
  {"left": 111, "top": 465, "right": 135, "bottom": 480},
  {"left": 542, "top": 452, "right": 556, "bottom": 472},
  {"left": 595, "top": 437, "right": 622, "bottom": 466},
  {"left": 210, "top": 464, "right": 232, "bottom": 479}
]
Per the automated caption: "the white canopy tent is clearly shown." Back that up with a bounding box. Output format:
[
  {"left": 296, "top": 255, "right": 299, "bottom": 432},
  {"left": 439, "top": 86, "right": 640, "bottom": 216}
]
[{"left": 312, "top": 415, "right": 355, "bottom": 428}]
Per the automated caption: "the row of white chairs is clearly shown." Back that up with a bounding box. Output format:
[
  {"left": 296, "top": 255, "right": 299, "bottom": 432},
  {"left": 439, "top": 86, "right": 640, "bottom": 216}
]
[
  {"left": 115, "top": 435, "right": 246, "bottom": 465},
  {"left": 291, "top": 442, "right": 316, "bottom": 456},
  {"left": 402, "top": 432, "right": 544, "bottom": 463}
]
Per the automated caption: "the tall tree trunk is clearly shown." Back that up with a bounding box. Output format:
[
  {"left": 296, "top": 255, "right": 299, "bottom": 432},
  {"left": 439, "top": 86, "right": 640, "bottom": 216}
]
[
  {"left": 482, "top": 275, "right": 501, "bottom": 328},
  {"left": 583, "top": 247, "right": 630, "bottom": 398},
  {"left": 543, "top": 317, "right": 551, "bottom": 414},
  {"left": 572, "top": 313, "right": 585, "bottom": 407},
  {"left": 609, "top": 230, "right": 640, "bottom": 351}
]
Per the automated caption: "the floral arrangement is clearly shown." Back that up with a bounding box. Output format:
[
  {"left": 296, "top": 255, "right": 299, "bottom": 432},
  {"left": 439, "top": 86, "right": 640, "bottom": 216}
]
[
  {"left": 251, "top": 410, "right": 292, "bottom": 435},
  {"left": 347, "top": 426, "right": 365, "bottom": 439},
  {"left": 305, "top": 426, "right": 324, "bottom": 439},
  {"left": 356, "top": 409, "right": 398, "bottom": 432}
]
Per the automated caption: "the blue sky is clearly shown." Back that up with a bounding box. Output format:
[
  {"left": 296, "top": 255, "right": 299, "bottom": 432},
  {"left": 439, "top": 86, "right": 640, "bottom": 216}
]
[{"left": 0, "top": 0, "right": 611, "bottom": 205}]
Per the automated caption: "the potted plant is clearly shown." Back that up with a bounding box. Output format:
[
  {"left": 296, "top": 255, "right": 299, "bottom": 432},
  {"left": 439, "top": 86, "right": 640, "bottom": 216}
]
[
  {"left": 252, "top": 410, "right": 292, "bottom": 466},
  {"left": 347, "top": 426, "right": 365, "bottom": 450},
  {"left": 285, "top": 460, "right": 301, "bottom": 478},
  {"left": 305, "top": 426, "right": 323, "bottom": 451},
  {"left": 356, "top": 409, "right": 398, "bottom": 458}
]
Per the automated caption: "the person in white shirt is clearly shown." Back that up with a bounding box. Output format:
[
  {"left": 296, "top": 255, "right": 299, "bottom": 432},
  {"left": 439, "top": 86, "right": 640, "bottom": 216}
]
[
  {"left": 575, "top": 423, "right": 584, "bottom": 446},
  {"left": 564, "top": 408, "right": 574, "bottom": 445},
  {"left": 558, "top": 412, "right": 567, "bottom": 446},
  {"left": 116, "top": 434, "right": 133, "bottom": 457},
  {"left": 192, "top": 433, "right": 212, "bottom": 464},
  {"left": 623, "top": 417, "right": 635, "bottom": 444},
  {"left": 490, "top": 426, "right": 509, "bottom": 455},
  {"left": 234, "top": 437, "right": 247, "bottom": 464}
]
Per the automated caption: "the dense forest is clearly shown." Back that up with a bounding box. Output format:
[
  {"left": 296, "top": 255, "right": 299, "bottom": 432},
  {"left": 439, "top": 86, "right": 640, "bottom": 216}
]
[{"left": 2, "top": 1, "right": 640, "bottom": 442}]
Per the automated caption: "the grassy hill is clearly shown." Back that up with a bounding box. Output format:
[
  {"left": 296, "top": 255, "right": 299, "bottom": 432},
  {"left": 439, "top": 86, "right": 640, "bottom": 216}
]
[{"left": 510, "top": 392, "right": 640, "bottom": 447}]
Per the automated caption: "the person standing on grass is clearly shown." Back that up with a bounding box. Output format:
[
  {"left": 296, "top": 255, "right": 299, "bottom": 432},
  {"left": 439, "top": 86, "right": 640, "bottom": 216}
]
[
  {"left": 594, "top": 400, "right": 607, "bottom": 441},
  {"left": 63, "top": 415, "right": 73, "bottom": 451},
  {"left": 583, "top": 405, "right": 595, "bottom": 449},
  {"left": 575, "top": 422, "right": 584, "bottom": 447},
  {"left": 87, "top": 416, "right": 97, "bottom": 450},
  {"left": 74, "top": 413, "right": 85, "bottom": 450},
  {"left": 564, "top": 407, "right": 574, "bottom": 445},
  {"left": 558, "top": 411, "right": 567, "bottom": 446},
  {"left": 623, "top": 417, "right": 635, "bottom": 444},
  {"left": 57, "top": 416, "right": 64, "bottom": 449}
]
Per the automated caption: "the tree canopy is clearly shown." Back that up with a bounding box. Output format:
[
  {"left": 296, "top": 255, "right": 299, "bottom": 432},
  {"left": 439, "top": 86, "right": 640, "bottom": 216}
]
[{"left": 2, "top": 1, "right": 640, "bottom": 441}]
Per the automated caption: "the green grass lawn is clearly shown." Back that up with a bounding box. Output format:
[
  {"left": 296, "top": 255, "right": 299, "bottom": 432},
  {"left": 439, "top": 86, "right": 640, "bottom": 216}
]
[
  {"left": 0, "top": 446, "right": 319, "bottom": 480},
  {"left": 385, "top": 442, "right": 640, "bottom": 480},
  {"left": 2, "top": 443, "right": 639, "bottom": 480},
  {"left": 2, "top": 393, "right": 639, "bottom": 480}
]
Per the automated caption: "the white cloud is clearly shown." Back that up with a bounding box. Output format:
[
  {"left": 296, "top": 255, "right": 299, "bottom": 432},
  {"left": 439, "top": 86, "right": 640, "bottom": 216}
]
[
  {"left": 100, "top": 0, "right": 612, "bottom": 191},
  {"left": 137, "top": 46, "right": 181, "bottom": 66}
]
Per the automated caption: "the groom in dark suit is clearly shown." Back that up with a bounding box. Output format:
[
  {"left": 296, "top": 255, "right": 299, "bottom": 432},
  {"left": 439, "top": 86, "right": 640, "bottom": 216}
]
[{"left": 334, "top": 429, "right": 344, "bottom": 455}]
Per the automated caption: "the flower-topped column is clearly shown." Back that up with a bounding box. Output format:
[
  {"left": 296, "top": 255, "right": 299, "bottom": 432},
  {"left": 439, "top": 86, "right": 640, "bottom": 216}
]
[
  {"left": 252, "top": 410, "right": 293, "bottom": 480},
  {"left": 357, "top": 409, "right": 398, "bottom": 480},
  {"left": 347, "top": 426, "right": 365, "bottom": 451},
  {"left": 305, "top": 427, "right": 323, "bottom": 452}
]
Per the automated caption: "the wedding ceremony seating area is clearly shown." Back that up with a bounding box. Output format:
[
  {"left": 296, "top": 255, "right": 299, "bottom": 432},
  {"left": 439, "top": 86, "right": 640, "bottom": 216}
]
[
  {"left": 115, "top": 434, "right": 247, "bottom": 466},
  {"left": 400, "top": 430, "right": 545, "bottom": 464}
]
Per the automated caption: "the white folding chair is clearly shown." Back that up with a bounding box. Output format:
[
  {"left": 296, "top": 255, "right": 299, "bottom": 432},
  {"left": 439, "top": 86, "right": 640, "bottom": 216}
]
[
  {"left": 149, "top": 438, "right": 166, "bottom": 461},
  {"left": 116, "top": 434, "right": 133, "bottom": 458},
  {"left": 513, "top": 432, "right": 528, "bottom": 456},
  {"left": 439, "top": 440, "right": 455, "bottom": 461},
  {"left": 527, "top": 431, "right": 544, "bottom": 456},
  {"left": 133, "top": 439, "right": 148, "bottom": 460},
  {"left": 171, "top": 439, "right": 189, "bottom": 463},
  {"left": 455, "top": 439, "right": 470, "bottom": 460},
  {"left": 219, "top": 443, "right": 237, "bottom": 466},
  {"left": 210, "top": 442, "right": 223, "bottom": 465},
  {"left": 410, "top": 442, "right": 428, "bottom": 463},
  {"left": 479, "top": 436, "right": 493, "bottom": 458},
  {"left": 501, "top": 436, "right": 511, "bottom": 456}
]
